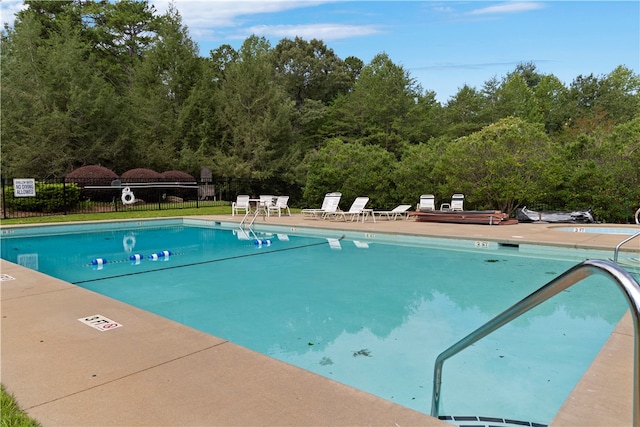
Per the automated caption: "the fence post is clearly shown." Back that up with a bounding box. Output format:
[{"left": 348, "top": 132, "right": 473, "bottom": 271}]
[
  {"left": 1, "top": 177, "right": 6, "bottom": 219},
  {"left": 196, "top": 181, "right": 199, "bottom": 208},
  {"left": 63, "top": 179, "right": 67, "bottom": 215}
]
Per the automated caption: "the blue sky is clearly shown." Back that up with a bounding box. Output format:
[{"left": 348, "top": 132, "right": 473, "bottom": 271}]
[{"left": 2, "top": 1, "right": 638, "bottom": 102}]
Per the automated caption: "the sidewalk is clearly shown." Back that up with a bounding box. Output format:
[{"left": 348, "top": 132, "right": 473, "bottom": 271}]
[{"left": 1, "top": 215, "right": 637, "bottom": 426}]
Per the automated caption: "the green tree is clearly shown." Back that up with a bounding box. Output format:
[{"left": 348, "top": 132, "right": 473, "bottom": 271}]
[
  {"left": 176, "top": 57, "right": 222, "bottom": 173},
  {"left": 533, "top": 74, "right": 570, "bottom": 133},
  {"left": 562, "top": 115, "right": 640, "bottom": 222},
  {"left": 324, "top": 53, "right": 419, "bottom": 153},
  {"left": 401, "top": 90, "right": 445, "bottom": 145},
  {"left": 508, "top": 61, "right": 544, "bottom": 90},
  {"left": 209, "top": 43, "right": 238, "bottom": 80},
  {"left": 84, "top": 0, "right": 159, "bottom": 91},
  {"left": 441, "top": 85, "right": 487, "bottom": 138},
  {"left": 303, "top": 139, "right": 397, "bottom": 208},
  {"left": 1, "top": 8, "right": 125, "bottom": 177},
  {"left": 566, "top": 66, "right": 640, "bottom": 128},
  {"left": 565, "top": 73, "right": 615, "bottom": 135},
  {"left": 13, "top": 0, "right": 81, "bottom": 40},
  {"left": 122, "top": 3, "right": 201, "bottom": 172},
  {"left": 271, "top": 37, "right": 353, "bottom": 109},
  {"left": 598, "top": 66, "right": 640, "bottom": 124},
  {"left": 213, "top": 36, "right": 294, "bottom": 180},
  {"left": 435, "top": 117, "right": 554, "bottom": 214},
  {"left": 603, "top": 115, "right": 640, "bottom": 222},
  {"left": 493, "top": 73, "right": 542, "bottom": 123},
  {"left": 393, "top": 139, "right": 447, "bottom": 205}
]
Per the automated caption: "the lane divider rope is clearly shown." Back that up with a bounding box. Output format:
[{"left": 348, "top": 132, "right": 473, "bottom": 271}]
[{"left": 74, "top": 236, "right": 345, "bottom": 285}]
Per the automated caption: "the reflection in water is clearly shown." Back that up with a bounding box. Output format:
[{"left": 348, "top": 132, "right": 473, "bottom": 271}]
[
  {"left": 1, "top": 225, "right": 628, "bottom": 424},
  {"left": 270, "top": 289, "right": 619, "bottom": 423}
]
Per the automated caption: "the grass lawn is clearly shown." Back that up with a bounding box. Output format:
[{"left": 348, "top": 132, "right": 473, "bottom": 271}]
[
  {"left": 0, "top": 205, "right": 232, "bottom": 225},
  {"left": 1, "top": 385, "right": 41, "bottom": 427},
  {"left": 1, "top": 206, "right": 301, "bottom": 225}
]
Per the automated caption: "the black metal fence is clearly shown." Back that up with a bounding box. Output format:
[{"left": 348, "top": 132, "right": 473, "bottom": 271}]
[{"left": 1, "top": 177, "right": 302, "bottom": 219}]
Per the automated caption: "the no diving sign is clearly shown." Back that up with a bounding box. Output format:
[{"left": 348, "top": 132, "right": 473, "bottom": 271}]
[{"left": 78, "top": 314, "right": 122, "bottom": 332}]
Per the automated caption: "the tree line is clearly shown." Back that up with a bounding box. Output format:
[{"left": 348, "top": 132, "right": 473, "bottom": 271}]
[{"left": 1, "top": 0, "right": 639, "bottom": 221}]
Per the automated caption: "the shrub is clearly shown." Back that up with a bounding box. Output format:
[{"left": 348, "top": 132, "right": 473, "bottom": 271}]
[
  {"left": 160, "top": 170, "right": 195, "bottom": 182},
  {"left": 160, "top": 170, "right": 196, "bottom": 200},
  {"left": 4, "top": 182, "right": 81, "bottom": 213},
  {"left": 66, "top": 165, "right": 119, "bottom": 183},
  {"left": 66, "top": 165, "right": 119, "bottom": 202},
  {"left": 121, "top": 168, "right": 162, "bottom": 182}
]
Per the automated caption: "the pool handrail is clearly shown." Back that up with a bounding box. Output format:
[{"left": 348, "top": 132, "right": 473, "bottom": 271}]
[
  {"left": 430, "top": 259, "right": 640, "bottom": 425},
  {"left": 614, "top": 229, "right": 640, "bottom": 263}
]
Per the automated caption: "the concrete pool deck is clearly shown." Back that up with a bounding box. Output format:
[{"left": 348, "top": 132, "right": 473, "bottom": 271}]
[{"left": 1, "top": 215, "right": 638, "bottom": 426}]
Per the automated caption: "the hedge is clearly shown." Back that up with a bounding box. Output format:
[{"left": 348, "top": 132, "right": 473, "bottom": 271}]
[{"left": 4, "top": 182, "right": 81, "bottom": 212}]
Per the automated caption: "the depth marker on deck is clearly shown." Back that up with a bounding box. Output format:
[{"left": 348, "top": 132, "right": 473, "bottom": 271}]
[{"left": 78, "top": 314, "right": 122, "bottom": 331}]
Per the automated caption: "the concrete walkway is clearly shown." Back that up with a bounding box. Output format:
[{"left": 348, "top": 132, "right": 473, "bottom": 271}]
[{"left": 1, "top": 215, "right": 638, "bottom": 426}]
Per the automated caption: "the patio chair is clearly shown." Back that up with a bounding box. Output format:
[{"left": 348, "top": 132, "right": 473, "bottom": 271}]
[
  {"left": 373, "top": 204, "right": 412, "bottom": 220},
  {"left": 418, "top": 194, "right": 435, "bottom": 211},
  {"left": 451, "top": 194, "right": 465, "bottom": 211},
  {"left": 333, "top": 197, "right": 369, "bottom": 221},
  {"left": 258, "top": 195, "right": 276, "bottom": 216},
  {"left": 267, "top": 195, "right": 291, "bottom": 217},
  {"left": 232, "top": 195, "right": 250, "bottom": 216},
  {"left": 302, "top": 192, "right": 342, "bottom": 219}
]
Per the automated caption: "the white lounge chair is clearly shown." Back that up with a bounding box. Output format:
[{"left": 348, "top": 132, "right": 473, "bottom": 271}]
[
  {"left": 440, "top": 193, "right": 464, "bottom": 211},
  {"left": 418, "top": 194, "right": 435, "bottom": 211},
  {"left": 232, "top": 195, "right": 250, "bottom": 216},
  {"left": 373, "top": 204, "right": 412, "bottom": 220},
  {"left": 267, "top": 195, "right": 291, "bottom": 217},
  {"left": 334, "top": 197, "right": 369, "bottom": 221},
  {"left": 441, "top": 193, "right": 464, "bottom": 211},
  {"left": 258, "top": 195, "right": 275, "bottom": 216},
  {"left": 451, "top": 194, "right": 465, "bottom": 211},
  {"left": 302, "top": 192, "right": 342, "bottom": 219}
]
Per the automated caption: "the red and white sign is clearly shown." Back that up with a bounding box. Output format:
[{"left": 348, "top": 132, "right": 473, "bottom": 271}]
[{"left": 78, "top": 314, "right": 122, "bottom": 331}]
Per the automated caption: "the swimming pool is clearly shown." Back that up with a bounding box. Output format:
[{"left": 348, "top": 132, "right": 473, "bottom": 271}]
[{"left": 0, "top": 219, "right": 630, "bottom": 425}]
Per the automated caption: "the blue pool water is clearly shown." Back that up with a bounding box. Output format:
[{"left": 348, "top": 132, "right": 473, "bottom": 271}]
[{"left": 0, "top": 220, "right": 630, "bottom": 425}]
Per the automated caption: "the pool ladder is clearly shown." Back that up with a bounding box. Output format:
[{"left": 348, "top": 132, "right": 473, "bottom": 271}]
[
  {"left": 430, "top": 259, "right": 640, "bottom": 425},
  {"left": 614, "top": 229, "right": 640, "bottom": 264},
  {"left": 239, "top": 205, "right": 266, "bottom": 229}
]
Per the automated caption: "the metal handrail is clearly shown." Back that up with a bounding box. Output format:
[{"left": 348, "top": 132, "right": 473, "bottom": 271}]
[
  {"left": 614, "top": 230, "right": 640, "bottom": 263},
  {"left": 431, "top": 259, "right": 640, "bottom": 425},
  {"left": 239, "top": 211, "right": 249, "bottom": 227}
]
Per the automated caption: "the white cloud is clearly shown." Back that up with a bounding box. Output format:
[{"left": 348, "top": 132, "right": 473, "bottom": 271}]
[
  {"left": 242, "top": 23, "right": 382, "bottom": 41},
  {"left": 0, "top": 0, "right": 27, "bottom": 28},
  {"left": 151, "top": 1, "right": 380, "bottom": 44},
  {"left": 432, "top": 6, "right": 455, "bottom": 14},
  {"left": 150, "top": 0, "right": 334, "bottom": 27},
  {"left": 469, "top": 2, "right": 544, "bottom": 16}
]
